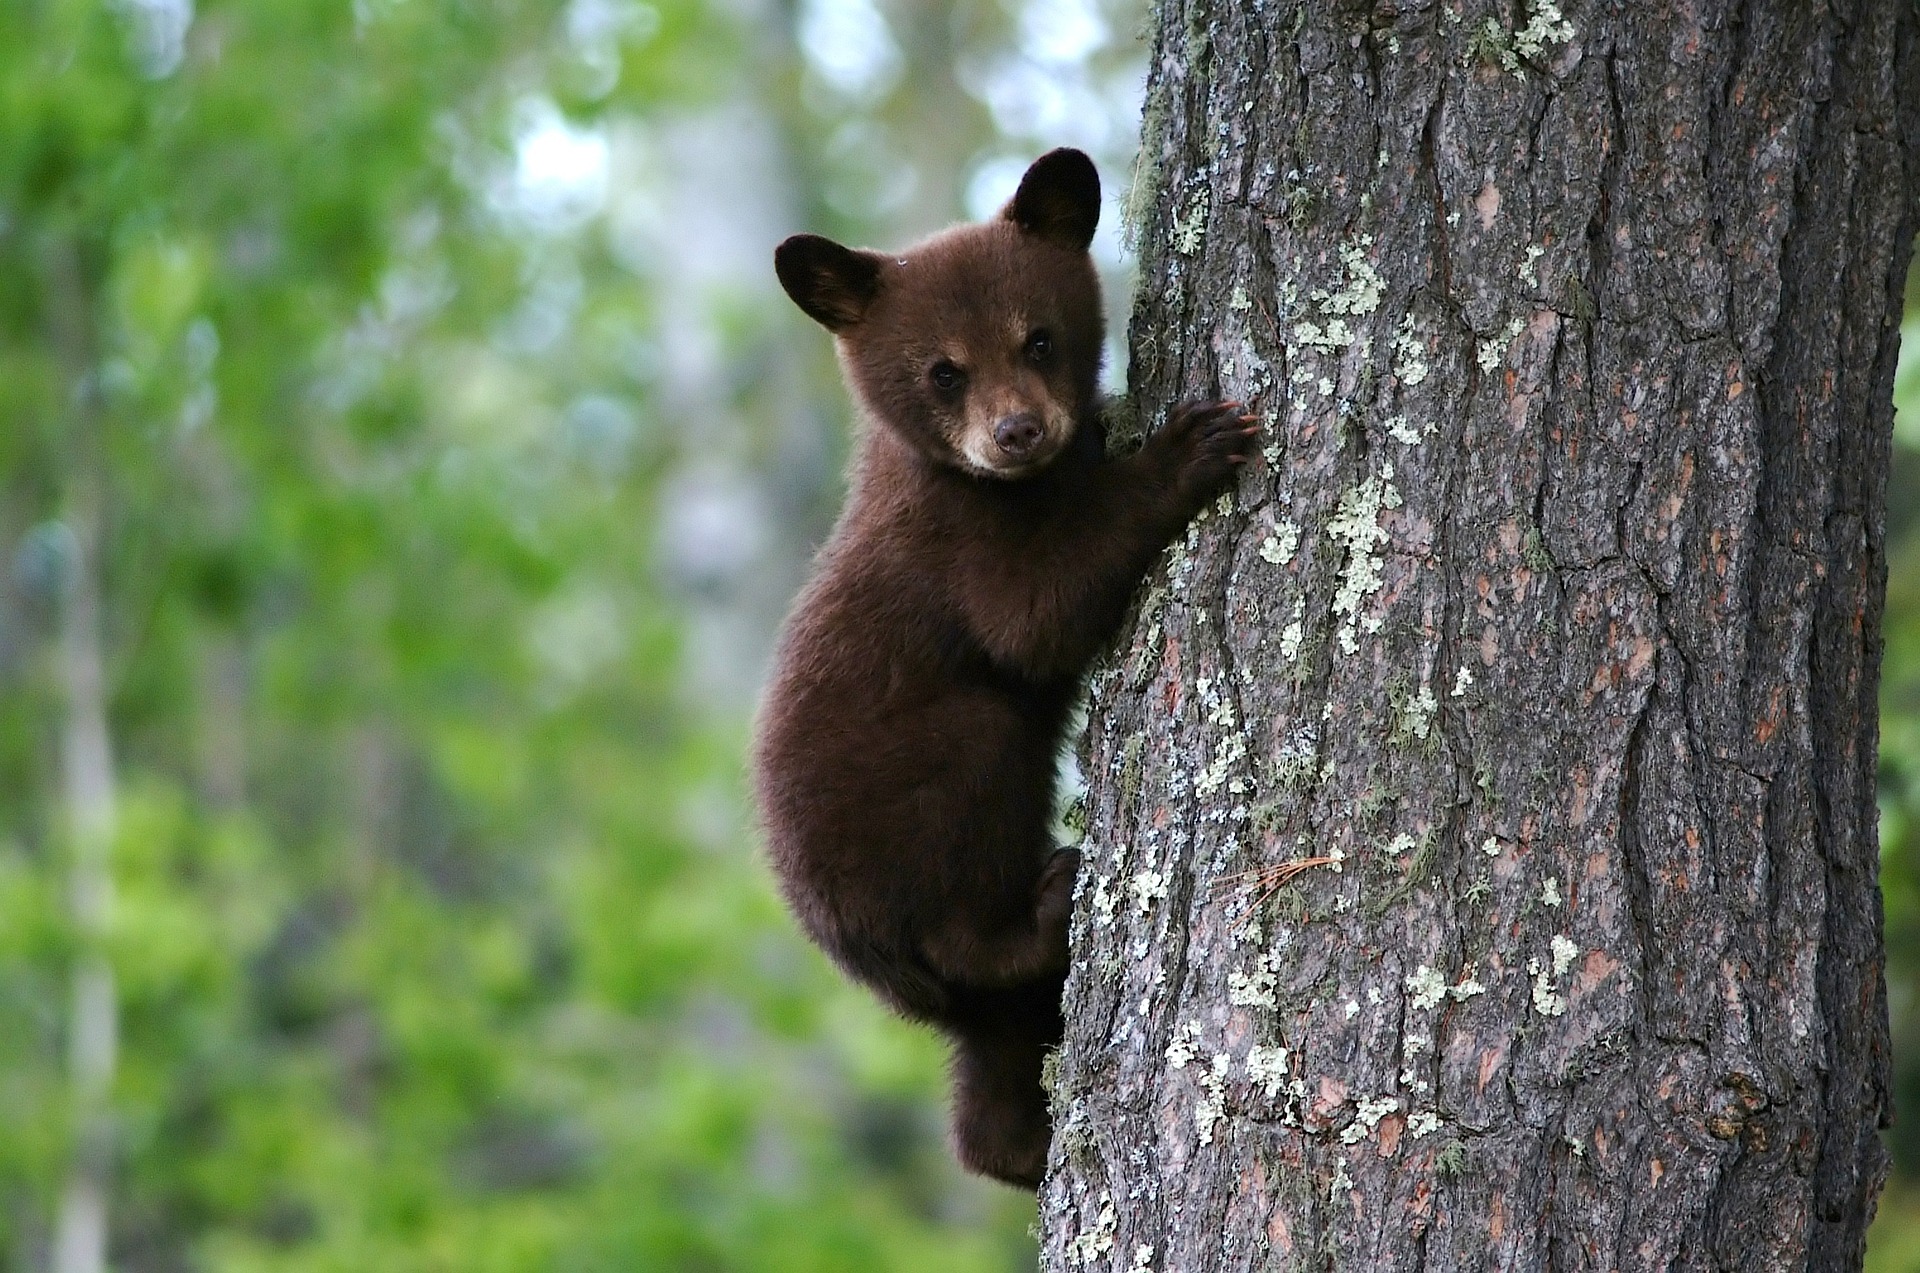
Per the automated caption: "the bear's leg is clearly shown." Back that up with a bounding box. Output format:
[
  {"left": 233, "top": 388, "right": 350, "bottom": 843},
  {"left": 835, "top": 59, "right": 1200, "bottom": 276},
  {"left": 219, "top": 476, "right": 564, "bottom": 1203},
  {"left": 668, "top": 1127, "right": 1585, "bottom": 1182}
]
[
  {"left": 944, "top": 979, "right": 1066, "bottom": 1190},
  {"left": 922, "top": 845, "right": 1079, "bottom": 988},
  {"left": 950, "top": 1024, "right": 1053, "bottom": 1189}
]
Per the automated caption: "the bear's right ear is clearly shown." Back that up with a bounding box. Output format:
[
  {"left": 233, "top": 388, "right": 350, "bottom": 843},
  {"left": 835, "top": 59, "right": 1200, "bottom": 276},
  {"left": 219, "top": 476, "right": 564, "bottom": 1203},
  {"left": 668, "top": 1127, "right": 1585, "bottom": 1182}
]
[{"left": 775, "top": 235, "right": 883, "bottom": 331}]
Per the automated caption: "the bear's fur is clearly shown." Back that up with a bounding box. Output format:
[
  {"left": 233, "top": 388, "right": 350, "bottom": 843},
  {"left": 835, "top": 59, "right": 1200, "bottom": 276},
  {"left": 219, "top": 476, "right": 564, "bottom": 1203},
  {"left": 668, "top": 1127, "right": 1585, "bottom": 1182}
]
[{"left": 754, "top": 148, "right": 1258, "bottom": 1189}]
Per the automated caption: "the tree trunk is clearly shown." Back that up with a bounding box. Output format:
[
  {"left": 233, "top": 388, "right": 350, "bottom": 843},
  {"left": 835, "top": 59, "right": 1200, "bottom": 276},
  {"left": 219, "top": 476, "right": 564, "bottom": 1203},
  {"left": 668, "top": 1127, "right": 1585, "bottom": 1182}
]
[
  {"left": 52, "top": 478, "right": 116, "bottom": 1273},
  {"left": 1043, "top": 2, "right": 1919, "bottom": 1269},
  {"left": 43, "top": 236, "right": 119, "bottom": 1273}
]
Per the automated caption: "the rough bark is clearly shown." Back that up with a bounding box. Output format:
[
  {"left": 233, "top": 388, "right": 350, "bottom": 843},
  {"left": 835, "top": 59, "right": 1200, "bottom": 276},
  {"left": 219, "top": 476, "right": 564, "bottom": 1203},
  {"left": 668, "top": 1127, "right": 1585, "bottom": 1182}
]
[{"left": 1043, "top": 1, "right": 1920, "bottom": 1269}]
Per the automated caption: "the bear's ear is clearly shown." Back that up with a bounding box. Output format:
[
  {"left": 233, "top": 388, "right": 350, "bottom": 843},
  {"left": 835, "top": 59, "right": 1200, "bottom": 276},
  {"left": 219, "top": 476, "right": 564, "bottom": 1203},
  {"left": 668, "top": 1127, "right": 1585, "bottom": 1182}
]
[
  {"left": 1002, "top": 148, "right": 1100, "bottom": 251},
  {"left": 775, "top": 234, "right": 883, "bottom": 331}
]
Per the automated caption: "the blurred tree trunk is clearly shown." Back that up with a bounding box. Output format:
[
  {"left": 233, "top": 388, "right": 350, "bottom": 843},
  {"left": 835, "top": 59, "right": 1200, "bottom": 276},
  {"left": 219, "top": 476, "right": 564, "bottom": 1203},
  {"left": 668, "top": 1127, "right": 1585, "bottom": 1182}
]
[
  {"left": 1043, "top": 1, "right": 1919, "bottom": 1268},
  {"left": 45, "top": 239, "right": 118, "bottom": 1273},
  {"left": 52, "top": 481, "right": 114, "bottom": 1273}
]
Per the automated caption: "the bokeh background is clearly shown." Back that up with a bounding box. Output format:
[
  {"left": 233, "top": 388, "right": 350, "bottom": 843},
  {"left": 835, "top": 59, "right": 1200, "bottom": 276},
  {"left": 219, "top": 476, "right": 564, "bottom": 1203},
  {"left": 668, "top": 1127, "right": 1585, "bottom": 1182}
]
[{"left": 0, "top": 1, "right": 1915, "bottom": 1269}]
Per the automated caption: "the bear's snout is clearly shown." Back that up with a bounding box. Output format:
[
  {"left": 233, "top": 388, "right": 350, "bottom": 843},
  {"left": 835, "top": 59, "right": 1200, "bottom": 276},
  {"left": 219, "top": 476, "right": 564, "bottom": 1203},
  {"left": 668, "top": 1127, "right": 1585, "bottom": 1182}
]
[{"left": 992, "top": 413, "right": 1043, "bottom": 458}]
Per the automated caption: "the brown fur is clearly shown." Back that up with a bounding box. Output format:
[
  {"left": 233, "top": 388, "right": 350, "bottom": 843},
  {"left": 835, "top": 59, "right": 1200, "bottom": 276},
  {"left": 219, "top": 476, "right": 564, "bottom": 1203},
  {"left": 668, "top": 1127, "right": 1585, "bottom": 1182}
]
[{"left": 754, "top": 149, "right": 1258, "bottom": 1189}]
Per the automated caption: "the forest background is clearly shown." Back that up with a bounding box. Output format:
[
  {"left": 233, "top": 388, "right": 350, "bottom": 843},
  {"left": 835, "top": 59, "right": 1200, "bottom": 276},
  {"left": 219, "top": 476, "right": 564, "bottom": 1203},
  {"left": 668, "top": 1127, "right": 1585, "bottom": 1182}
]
[{"left": 0, "top": 0, "right": 1916, "bottom": 1269}]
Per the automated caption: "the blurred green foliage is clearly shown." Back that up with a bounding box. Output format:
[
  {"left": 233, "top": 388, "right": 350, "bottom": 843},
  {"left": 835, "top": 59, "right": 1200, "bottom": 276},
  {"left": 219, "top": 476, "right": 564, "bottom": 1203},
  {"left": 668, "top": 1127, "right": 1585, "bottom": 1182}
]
[{"left": 0, "top": 0, "right": 1147, "bottom": 1266}]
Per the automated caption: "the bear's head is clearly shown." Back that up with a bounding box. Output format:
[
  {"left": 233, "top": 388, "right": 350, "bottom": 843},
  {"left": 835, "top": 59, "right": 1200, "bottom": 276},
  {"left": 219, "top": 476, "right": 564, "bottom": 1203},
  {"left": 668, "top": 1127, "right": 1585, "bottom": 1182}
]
[{"left": 775, "top": 148, "right": 1105, "bottom": 480}]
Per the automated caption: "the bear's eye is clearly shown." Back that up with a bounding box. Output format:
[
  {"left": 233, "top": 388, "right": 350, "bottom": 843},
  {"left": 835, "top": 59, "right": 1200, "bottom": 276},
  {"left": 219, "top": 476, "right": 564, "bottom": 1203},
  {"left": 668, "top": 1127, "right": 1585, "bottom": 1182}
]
[
  {"left": 1024, "top": 329, "right": 1053, "bottom": 364},
  {"left": 929, "top": 361, "right": 965, "bottom": 393}
]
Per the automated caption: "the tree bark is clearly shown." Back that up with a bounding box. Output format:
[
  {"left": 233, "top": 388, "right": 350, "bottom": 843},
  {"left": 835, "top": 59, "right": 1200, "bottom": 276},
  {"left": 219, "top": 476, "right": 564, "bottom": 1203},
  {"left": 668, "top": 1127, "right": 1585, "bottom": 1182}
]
[{"left": 1043, "top": 1, "right": 1919, "bottom": 1269}]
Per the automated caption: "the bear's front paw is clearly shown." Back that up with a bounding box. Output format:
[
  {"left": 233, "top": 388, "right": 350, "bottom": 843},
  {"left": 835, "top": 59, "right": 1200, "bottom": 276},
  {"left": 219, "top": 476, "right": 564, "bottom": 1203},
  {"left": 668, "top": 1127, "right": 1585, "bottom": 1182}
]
[
  {"left": 1157, "top": 398, "right": 1261, "bottom": 504},
  {"left": 1036, "top": 848, "right": 1081, "bottom": 926}
]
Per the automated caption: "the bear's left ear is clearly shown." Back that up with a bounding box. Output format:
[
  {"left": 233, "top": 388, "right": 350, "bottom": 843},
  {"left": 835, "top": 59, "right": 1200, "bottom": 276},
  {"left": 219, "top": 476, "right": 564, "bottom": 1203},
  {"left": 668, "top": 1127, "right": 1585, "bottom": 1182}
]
[{"left": 1003, "top": 148, "right": 1100, "bottom": 252}]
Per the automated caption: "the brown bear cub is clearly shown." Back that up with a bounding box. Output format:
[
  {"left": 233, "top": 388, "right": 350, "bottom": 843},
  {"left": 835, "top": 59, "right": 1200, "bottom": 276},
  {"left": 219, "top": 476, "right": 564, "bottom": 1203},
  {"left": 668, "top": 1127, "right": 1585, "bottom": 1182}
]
[{"left": 754, "top": 148, "right": 1258, "bottom": 1189}]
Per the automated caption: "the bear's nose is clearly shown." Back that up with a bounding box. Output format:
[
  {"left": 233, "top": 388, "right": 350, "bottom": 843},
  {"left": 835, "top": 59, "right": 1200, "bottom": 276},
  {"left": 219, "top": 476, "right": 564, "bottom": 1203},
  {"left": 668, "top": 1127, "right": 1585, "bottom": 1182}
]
[{"left": 993, "top": 414, "right": 1043, "bottom": 458}]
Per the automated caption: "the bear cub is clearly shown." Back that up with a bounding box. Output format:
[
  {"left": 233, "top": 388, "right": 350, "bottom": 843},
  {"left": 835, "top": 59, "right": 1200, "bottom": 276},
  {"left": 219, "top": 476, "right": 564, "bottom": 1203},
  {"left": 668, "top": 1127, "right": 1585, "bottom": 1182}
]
[{"left": 753, "top": 148, "right": 1258, "bottom": 1189}]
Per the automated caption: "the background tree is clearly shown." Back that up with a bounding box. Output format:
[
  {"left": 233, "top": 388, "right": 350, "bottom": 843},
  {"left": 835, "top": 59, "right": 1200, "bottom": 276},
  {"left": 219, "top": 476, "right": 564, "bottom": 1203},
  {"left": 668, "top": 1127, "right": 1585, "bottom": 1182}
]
[{"left": 1042, "top": 0, "right": 1919, "bottom": 1268}]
